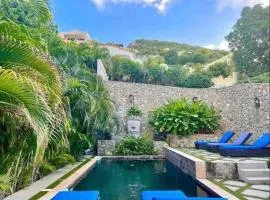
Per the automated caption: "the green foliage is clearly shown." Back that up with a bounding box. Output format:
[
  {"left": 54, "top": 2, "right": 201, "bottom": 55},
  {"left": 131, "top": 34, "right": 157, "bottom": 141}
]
[
  {"left": 226, "top": 5, "right": 269, "bottom": 77},
  {"left": 128, "top": 39, "right": 229, "bottom": 64},
  {"left": 127, "top": 106, "right": 142, "bottom": 117},
  {"left": 182, "top": 73, "right": 214, "bottom": 88},
  {"left": 0, "top": 0, "right": 118, "bottom": 195},
  {"left": 115, "top": 136, "right": 156, "bottom": 155},
  {"left": 109, "top": 56, "right": 144, "bottom": 82},
  {"left": 238, "top": 72, "right": 270, "bottom": 83},
  {"left": 249, "top": 73, "right": 270, "bottom": 83},
  {"left": 48, "top": 154, "right": 76, "bottom": 169},
  {"left": 149, "top": 98, "right": 220, "bottom": 136},
  {"left": 208, "top": 62, "right": 232, "bottom": 78},
  {"left": 39, "top": 162, "right": 56, "bottom": 176}
]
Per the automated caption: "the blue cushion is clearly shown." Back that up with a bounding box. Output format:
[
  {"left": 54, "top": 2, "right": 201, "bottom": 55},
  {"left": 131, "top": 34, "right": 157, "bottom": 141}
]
[
  {"left": 152, "top": 197, "right": 182, "bottom": 200},
  {"left": 207, "top": 132, "right": 252, "bottom": 147},
  {"left": 252, "top": 133, "right": 270, "bottom": 148},
  {"left": 233, "top": 131, "right": 252, "bottom": 145},
  {"left": 152, "top": 198, "right": 227, "bottom": 200},
  {"left": 142, "top": 191, "right": 186, "bottom": 200},
  {"left": 218, "top": 131, "right": 235, "bottom": 143},
  {"left": 220, "top": 133, "right": 270, "bottom": 150},
  {"left": 52, "top": 191, "right": 100, "bottom": 200},
  {"left": 194, "top": 131, "right": 235, "bottom": 146}
]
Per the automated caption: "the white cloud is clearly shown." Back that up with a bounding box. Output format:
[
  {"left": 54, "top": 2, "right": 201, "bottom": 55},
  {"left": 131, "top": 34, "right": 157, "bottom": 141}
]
[
  {"left": 91, "top": 0, "right": 173, "bottom": 14},
  {"left": 205, "top": 40, "right": 229, "bottom": 50},
  {"left": 217, "top": 0, "right": 269, "bottom": 11}
]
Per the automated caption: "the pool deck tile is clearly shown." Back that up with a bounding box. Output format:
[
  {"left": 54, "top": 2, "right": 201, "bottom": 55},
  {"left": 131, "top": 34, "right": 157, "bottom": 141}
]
[
  {"left": 223, "top": 180, "right": 247, "bottom": 187},
  {"left": 198, "top": 179, "right": 240, "bottom": 200},
  {"left": 244, "top": 196, "right": 265, "bottom": 200},
  {"left": 250, "top": 185, "right": 270, "bottom": 192},
  {"left": 224, "top": 185, "right": 240, "bottom": 192},
  {"left": 242, "top": 189, "right": 270, "bottom": 199}
]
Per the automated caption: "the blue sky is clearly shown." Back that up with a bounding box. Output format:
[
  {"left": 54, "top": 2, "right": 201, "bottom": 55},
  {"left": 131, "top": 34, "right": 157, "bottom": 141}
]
[{"left": 51, "top": 0, "right": 268, "bottom": 49}]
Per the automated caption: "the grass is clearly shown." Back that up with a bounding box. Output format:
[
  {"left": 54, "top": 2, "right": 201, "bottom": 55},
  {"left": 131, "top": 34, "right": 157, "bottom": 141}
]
[
  {"left": 29, "top": 158, "right": 92, "bottom": 200},
  {"left": 46, "top": 158, "right": 91, "bottom": 189},
  {"left": 177, "top": 148, "right": 220, "bottom": 161},
  {"left": 211, "top": 179, "right": 253, "bottom": 200},
  {"left": 29, "top": 191, "right": 48, "bottom": 200}
]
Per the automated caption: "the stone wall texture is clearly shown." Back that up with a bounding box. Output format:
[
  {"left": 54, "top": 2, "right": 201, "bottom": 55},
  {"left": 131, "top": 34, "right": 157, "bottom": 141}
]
[
  {"left": 106, "top": 81, "right": 270, "bottom": 145},
  {"left": 164, "top": 147, "right": 206, "bottom": 179}
]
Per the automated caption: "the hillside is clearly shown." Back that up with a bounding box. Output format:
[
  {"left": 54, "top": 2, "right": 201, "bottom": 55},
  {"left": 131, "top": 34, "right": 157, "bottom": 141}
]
[{"left": 128, "top": 39, "right": 229, "bottom": 65}]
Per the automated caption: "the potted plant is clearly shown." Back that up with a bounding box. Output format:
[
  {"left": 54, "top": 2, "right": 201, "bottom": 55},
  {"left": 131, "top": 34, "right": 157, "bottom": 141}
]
[{"left": 126, "top": 106, "right": 142, "bottom": 137}]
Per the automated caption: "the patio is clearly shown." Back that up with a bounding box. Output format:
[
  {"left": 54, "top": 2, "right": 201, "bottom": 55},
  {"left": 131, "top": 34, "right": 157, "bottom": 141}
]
[{"left": 177, "top": 148, "right": 270, "bottom": 200}]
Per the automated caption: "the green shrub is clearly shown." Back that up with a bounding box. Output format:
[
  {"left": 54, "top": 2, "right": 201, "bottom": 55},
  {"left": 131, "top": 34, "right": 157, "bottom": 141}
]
[
  {"left": 115, "top": 136, "right": 156, "bottom": 155},
  {"left": 127, "top": 106, "right": 142, "bottom": 117},
  {"left": 48, "top": 154, "right": 76, "bottom": 169},
  {"left": 39, "top": 162, "right": 56, "bottom": 176},
  {"left": 149, "top": 98, "right": 219, "bottom": 136},
  {"left": 182, "top": 73, "right": 214, "bottom": 88},
  {"left": 207, "top": 62, "right": 232, "bottom": 78}
]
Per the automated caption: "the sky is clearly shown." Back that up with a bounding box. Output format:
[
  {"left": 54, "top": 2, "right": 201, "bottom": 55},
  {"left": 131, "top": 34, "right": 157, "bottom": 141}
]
[{"left": 51, "top": 0, "right": 269, "bottom": 50}]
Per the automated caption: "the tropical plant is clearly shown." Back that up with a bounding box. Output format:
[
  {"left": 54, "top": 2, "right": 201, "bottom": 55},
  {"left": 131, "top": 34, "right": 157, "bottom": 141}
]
[
  {"left": 47, "top": 154, "right": 76, "bottom": 169},
  {"left": 114, "top": 136, "right": 156, "bottom": 155},
  {"left": 0, "top": 0, "right": 117, "bottom": 195},
  {"left": 127, "top": 106, "right": 142, "bottom": 117},
  {"left": 149, "top": 98, "right": 220, "bottom": 136}
]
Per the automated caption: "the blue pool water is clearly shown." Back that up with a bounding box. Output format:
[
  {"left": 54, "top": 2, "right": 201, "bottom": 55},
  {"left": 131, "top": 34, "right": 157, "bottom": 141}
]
[{"left": 73, "top": 159, "right": 212, "bottom": 200}]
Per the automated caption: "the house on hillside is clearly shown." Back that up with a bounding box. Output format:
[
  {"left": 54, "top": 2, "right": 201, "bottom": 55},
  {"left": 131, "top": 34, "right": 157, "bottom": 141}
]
[{"left": 58, "top": 30, "right": 91, "bottom": 43}]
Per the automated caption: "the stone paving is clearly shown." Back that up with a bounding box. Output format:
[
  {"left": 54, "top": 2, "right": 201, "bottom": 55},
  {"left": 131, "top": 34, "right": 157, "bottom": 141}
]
[
  {"left": 178, "top": 148, "right": 270, "bottom": 162},
  {"left": 214, "top": 179, "right": 270, "bottom": 200},
  {"left": 178, "top": 148, "right": 270, "bottom": 200}
]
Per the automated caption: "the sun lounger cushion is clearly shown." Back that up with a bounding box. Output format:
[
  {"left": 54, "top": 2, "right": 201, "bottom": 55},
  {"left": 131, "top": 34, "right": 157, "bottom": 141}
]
[
  {"left": 194, "top": 131, "right": 235, "bottom": 149},
  {"left": 141, "top": 191, "right": 186, "bottom": 200},
  {"left": 52, "top": 191, "right": 100, "bottom": 200},
  {"left": 206, "top": 132, "right": 252, "bottom": 152}
]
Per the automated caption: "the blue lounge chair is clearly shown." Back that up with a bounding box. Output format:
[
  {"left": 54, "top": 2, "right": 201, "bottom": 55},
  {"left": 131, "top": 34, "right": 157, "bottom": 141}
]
[
  {"left": 52, "top": 191, "right": 100, "bottom": 200},
  {"left": 219, "top": 133, "right": 270, "bottom": 157},
  {"left": 141, "top": 190, "right": 226, "bottom": 200},
  {"left": 194, "top": 131, "right": 235, "bottom": 150},
  {"left": 206, "top": 131, "right": 252, "bottom": 153}
]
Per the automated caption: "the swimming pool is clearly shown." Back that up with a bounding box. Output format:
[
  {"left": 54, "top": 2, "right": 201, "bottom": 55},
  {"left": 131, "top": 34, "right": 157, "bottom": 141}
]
[{"left": 73, "top": 159, "right": 213, "bottom": 199}]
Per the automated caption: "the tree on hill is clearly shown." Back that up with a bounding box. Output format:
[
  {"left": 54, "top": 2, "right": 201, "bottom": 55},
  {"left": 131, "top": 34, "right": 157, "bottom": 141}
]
[{"left": 226, "top": 4, "right": 269, "bottom": 78}]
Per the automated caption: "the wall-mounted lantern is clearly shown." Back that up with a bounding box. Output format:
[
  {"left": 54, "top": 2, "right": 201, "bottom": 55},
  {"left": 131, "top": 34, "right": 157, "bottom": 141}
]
[
  {"left": 192, "top": 97, "right": 198, "bottom": 102},
  {"left": 254, "top": 97, "right": 260, "bottom": 109},
  {"left": 128, "top": 94, "right": 135, "bottom": 106}
]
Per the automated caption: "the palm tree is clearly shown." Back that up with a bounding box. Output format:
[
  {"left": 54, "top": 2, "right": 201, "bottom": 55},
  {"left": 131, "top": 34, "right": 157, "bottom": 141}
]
[{"left": 0, "top": 0, "right": 68, "bottom": 193}]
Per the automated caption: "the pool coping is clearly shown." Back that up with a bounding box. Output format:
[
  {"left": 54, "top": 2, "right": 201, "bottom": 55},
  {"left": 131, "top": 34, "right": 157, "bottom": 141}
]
[
  {"left": 39, "top": 154, "right": 239, "bottom": 200},
  {"left": 39, "top": 155, "right": 165, "bottom": 199},
  {"left": 164, "top": 146, "right": 206, "bottom": 179},
  {"left": 40, "top": 157, "right": 99, "bottom": 200},
  {"left": 102, "top": 155, "right": 165, "bottom": 160}
]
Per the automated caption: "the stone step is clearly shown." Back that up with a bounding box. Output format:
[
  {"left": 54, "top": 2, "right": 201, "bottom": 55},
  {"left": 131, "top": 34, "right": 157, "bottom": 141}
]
[
  {"left": 237, "top": 160, "right": 268, "bottom": 170},
  {"left": 244, "top": 177, "right": 270, "bottom": 185},
  {"left": 239, "top": 168, "right": 270, "bottom": 178}
]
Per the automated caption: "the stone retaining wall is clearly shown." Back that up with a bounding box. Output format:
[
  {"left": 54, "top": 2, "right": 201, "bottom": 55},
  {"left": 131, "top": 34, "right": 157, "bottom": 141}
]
[
  {"left": 164, "top": 147, "right": 206, "bottom": 179},
  {"left": 106, "top": 81, "right": 270, "bottom": 146}
]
